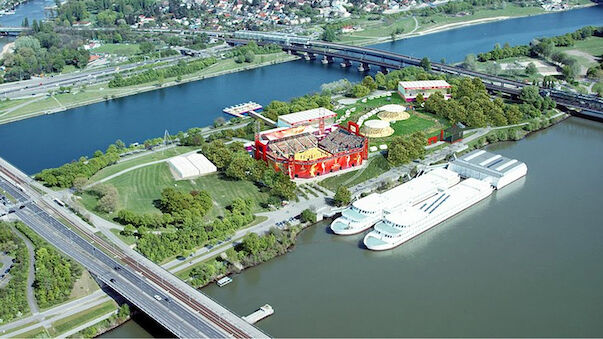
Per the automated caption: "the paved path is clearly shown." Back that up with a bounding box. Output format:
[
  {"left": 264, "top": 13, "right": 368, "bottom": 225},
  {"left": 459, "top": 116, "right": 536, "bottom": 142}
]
[
  {"left": 0, "top": 290, "right": 109, "bottom": 337},
  {"left": 58, "top": 310, "right": 116, "bottom": 339},
  {"left": 10, "top": 224, "right": 39, "bottom": 315}
]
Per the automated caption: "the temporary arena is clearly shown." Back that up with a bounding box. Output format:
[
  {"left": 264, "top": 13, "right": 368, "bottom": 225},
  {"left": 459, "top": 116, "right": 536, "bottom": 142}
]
[
  {"left": 254, "top": 117, "right": 368, "bottom": 179},
  {"left": 168, "top": 153, "right": 217, "bottom": 180}
]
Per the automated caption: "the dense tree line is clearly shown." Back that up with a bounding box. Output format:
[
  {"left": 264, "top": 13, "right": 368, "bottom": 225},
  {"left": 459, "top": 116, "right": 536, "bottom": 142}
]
[
  {"left": 35, "top": 144, "right": 121, "bottom": 188},
  {"left": 477, "top": 26, "right": 601, "bottom": 62},
  {"left": 263, "top": 94, "right": 333, "bottom": 121},
  {"left": 133, "top": 198, "right": 256, "bottom": 262},
  {"left": 423, "top": 77, "right": 551, "bottom": 128},
  {"left": 56, "top": 0, "right": 160, "bottom": 26},
  {"left": 14, "top": 222, "right": 82, "bottom": 309},
  {"left": 1, "top": 21, "right": 89, "bottom": 82},
  {"left": 108, "top": 58, "right": 217, "bottom": 87},
  {"left": 386, "top": 132, "right": 427, "bottom": 166},
  {"left": 0, "top": 222, "right": 30, "bottom": 323},
  {"left": 187, "top": 224, "right": 304, "bottom": 287},
  {"left": 224, "top": 42, "right": 282, "bottom": 64}
]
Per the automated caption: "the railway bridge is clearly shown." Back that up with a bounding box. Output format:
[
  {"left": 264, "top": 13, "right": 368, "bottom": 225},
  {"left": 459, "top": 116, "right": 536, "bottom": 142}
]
[{"left": 225, "top": 33, "right": 603, "bottom": 122}]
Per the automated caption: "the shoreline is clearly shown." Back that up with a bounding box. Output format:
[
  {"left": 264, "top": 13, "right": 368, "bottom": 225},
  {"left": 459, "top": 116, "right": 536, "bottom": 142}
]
[
  {"left": 0, "top": 4, "right": 595, "bottom": 126},
  {"left": 0, "top": 41, "right": 14, "bottom": 58}
]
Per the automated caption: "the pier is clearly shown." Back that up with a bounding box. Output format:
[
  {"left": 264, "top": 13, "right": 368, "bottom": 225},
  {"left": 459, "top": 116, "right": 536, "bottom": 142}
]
[
  {"left": 243, "top": 304, "right": 274, "bottom": 324},
  {"left": 223, "top": 101, "right": 263, "bottom": 118}
]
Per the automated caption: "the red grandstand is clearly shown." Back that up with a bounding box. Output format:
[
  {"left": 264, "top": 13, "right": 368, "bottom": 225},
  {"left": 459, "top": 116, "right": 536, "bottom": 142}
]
[{"left": 254, "top": 121, "right": 368, "bottom": 179}]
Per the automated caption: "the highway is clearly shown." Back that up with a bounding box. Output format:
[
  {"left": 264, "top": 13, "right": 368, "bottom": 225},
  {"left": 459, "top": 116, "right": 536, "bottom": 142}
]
[
  {"left": 0, "top": 55, "right": 187, "bottom": 99},
  {"left": 0, "top": 162, "right": 267, "bottom": 338}
]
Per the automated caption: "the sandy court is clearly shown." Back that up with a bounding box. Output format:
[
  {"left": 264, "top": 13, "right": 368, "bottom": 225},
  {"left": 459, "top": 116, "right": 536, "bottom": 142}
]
[{"left": 361, "top": 119, "right": 394, "bottom": 137}]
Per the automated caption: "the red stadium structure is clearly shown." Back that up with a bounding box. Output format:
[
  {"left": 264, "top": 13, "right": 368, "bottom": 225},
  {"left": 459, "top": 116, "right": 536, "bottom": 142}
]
[{"left": 254, "top": 121, "right": 368, "bottom": 179}]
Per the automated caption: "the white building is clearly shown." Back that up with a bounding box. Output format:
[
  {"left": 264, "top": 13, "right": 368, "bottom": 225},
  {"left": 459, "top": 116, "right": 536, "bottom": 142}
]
[
  {"left": 448, "top": 149, "right": 528, "bottom": 189},
  {"left": 168, "top": 153, "right": 217, "bottom": 180}
]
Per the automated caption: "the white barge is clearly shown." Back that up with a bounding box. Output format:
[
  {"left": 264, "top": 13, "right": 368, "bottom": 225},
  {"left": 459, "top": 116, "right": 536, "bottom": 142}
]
[
  {"left": 330, "top": 168, "right": 460, "bottom": 235},
  {"left": 363, "top": 149, "right": 527, "bottom": 251},
  {"left": 364, "top": 178, "right": 493, "bottom": 250}
]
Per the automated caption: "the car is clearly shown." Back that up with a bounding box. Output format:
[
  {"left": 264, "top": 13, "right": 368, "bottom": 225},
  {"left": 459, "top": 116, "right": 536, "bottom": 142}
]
[
  {"left": 153, "top": 294, "right": 162, "bottom": 301},
  {"left": 110, "top": 278, "right": 116, "bottom": 283}
]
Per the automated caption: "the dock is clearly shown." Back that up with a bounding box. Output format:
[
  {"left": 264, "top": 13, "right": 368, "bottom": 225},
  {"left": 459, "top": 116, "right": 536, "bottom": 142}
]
[
  {"left": 242, "top": 304, "right": 274, "bottom": 324},
  {"left": 223, "top": 101, "right": 263, "bottom": 118}
]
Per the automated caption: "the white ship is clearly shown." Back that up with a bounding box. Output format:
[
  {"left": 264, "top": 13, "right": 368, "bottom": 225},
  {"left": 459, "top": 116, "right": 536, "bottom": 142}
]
[
  {"left": 363, "top": 178, "right": 494, "bottom": 250},
  {"left": 330, "top": 168, "right": 460, "bottom": 235}
]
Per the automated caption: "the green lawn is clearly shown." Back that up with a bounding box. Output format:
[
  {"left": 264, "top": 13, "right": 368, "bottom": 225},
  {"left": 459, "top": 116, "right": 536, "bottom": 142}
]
[
  {"left": 92, "top": 43, "right": 141, "bottom": 56},
  {"left": 52, "top": 300, "right": 116, "bottom": 335},
  {"left": 319, "top": 154, "right": 391, "bottom": 191},
  {"left": 89, "top": 146, "right": 199, "bottom": 183},
  {"left": 559, "top": 36, "right": 603, "bottom": 57},
  {"left": 83, "top": 163, "right": 268, "bottom": 219}
]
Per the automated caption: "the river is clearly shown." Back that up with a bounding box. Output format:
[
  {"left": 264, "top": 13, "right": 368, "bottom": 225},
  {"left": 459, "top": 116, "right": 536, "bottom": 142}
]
[{"left": 0, "top": 5, "right": 601, "bottom": 174}]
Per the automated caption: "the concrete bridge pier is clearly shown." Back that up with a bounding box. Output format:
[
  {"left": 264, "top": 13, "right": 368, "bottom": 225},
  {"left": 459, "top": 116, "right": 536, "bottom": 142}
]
[
  {"left": 321, "top": 56, "right": 334, "bottom": 64},
  {"left": 358, "top": 62, "right": 370, "bottom": 72},
  {"left": 304, "top": 53, "right": 316, "bottom": 61},
  {"left": 340, "top": 59, "right": 352, "bottom": 68},
  {"left": 380, "top": 66, "right": 389, "bottom": 74}
]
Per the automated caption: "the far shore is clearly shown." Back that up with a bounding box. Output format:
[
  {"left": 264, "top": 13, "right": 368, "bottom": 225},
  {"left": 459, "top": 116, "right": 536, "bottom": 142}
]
[{"left": 0, "top": 3, "right": 596, "bottom": 126}]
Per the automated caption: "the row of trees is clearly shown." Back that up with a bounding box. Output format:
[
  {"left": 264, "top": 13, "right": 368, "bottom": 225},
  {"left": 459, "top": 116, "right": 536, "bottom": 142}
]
[
  {"left": 0, "top": 222, "right": 30, "bottom": 323},
  {"left": 263, "top": 94, "right": 333, "bottom": 122},
  {"left": 225, "top": 41, "right": 282, "bottom": 64},
  {"left": 15, "top": 222, "right": 82, "bottom": 309},
  {"left": 108, "top": 58, "right": 217, "bottom": 87},
  {"left": 56, "top": 0, "right": 160, "bottom": 26},
  {"left": 35, "top": 144, "right": 122, "bottom": 188},
  {"left": 348, "top": 67, "right": 444, "bottom": 98},
  {"left": 1, "top": 21, "right": 89, "bottom": 82}
]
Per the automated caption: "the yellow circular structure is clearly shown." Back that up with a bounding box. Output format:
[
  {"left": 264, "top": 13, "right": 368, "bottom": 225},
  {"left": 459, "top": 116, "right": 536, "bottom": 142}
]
[
  {"left": 361, "top": 119, "right": 394, "bottom": 138},
  {"left": 378, "top": 104, "right": 410, "bottom": 122}
]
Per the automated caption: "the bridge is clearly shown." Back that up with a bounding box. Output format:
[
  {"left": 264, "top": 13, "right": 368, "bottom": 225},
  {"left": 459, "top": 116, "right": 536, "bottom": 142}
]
[
  {"left": 0, "top": 158, "right": 267, "bottom": 338},
  {"left": 225, "top": 33, "right": 603, "bottom": 122},
  {"left": 0, "top": 26, "right": 30, "bottom": 36}
]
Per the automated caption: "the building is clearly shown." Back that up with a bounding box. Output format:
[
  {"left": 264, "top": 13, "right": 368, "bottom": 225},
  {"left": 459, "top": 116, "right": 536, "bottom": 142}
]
[
  {"left": 398, "top": 80, "right": 451, "bottom": 102},
  {"left": 168, "top": 153, "right": 217, "bottom": 180},
  {"left": 276, "top": 107, "right": 337, "bottom": 128},
  {"left": 254, "top": 121, "right": 368, "bottom": 179},
  {"left": 448, "top": 149, "right": 528, "bottom": 189}
]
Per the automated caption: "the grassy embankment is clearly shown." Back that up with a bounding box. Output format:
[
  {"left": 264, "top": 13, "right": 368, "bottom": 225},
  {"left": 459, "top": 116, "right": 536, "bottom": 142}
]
[
  {"left": 0, "top": 52, "right": 295, "bottom": 125},
  {"left": 80, "top": 162, "right": 268, "bottom": 221},
  {"left": 319, "top": 153, "right": 392, "bottom": 191}
]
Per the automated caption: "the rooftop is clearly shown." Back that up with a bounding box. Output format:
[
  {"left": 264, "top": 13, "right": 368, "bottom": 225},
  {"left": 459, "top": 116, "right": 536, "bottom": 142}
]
[
  {"left": 278, "top": 107, "right": 337, "bottom": 126},
  {"left": 452, "top": 149, "right": 525, "bottom": 178},
  {"left": 399, "top": 80, "right": 451, "bottom": 89}
]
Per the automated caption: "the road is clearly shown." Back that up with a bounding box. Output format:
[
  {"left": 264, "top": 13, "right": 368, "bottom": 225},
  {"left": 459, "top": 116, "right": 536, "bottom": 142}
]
[
  {"left": 0, "top": 55, "right": 187, "bottom": 99},
  {"left": 0, "top": 161, "right": 267, "bottom": 338},
  {"left": 0, "top": 290, "right": 110, "bottom": 337}
]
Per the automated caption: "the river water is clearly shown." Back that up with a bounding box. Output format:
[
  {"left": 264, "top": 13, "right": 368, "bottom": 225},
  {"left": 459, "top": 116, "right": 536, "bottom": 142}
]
[{"left": 0, "top": 5, "right": 601, "bottom": 174}]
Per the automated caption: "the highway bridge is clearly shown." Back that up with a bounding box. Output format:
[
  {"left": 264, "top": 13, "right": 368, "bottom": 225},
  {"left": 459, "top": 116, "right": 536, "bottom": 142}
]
[
  {"left": 0, "top": 26, "right": 30, "bottom": 36},
  {"left": 225, "top": 33, "right": 603, "bottom": 122},
  {"left": 0, "top": 159, "right": 267, "bottom": 338}
]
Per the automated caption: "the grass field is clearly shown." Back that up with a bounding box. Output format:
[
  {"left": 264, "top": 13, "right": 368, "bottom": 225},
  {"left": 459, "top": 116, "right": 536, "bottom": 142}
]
[
  {"left": 92, "top": 43, "right": 141, "bottom": 56},
  {"left": 83, "top": 162, "right": 268, "bottom": 219},
  {"left": 320, "top": 154, "right": 391, "bottom": 191},
  {"left": 559, "top": 36, "right": 603, "bottom": 57},
  {"left": 89, "top": 146, "right": 200, "bottom": 183},
  {"left": 52, "top": 300, "right": 117, "bottom": 335}
]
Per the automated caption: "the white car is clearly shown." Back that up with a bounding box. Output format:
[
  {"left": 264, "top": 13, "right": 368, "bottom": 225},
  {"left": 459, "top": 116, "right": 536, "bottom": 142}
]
[{"left": 153, "top": 294, "right": 162, "bottom": 301}]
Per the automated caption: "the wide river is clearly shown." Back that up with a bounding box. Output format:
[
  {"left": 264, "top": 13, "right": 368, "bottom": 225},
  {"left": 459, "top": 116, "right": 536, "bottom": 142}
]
[
  {"left": 1, "top": 3, "right": 602, "bottom": 337},
  {"left": 0, "top": 5, "right": 601, "bottom": 174}
]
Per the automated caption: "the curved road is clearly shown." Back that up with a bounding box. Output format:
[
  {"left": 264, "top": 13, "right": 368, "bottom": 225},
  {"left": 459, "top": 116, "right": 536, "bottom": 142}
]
[{"left": 9, "top": 224, "right": 39, "bottom": 315}]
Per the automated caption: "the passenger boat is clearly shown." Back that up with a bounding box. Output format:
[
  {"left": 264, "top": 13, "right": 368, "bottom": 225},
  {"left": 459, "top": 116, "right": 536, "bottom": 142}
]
[{"left": 216, "top": 276, "right": 232, "bottom": 287}]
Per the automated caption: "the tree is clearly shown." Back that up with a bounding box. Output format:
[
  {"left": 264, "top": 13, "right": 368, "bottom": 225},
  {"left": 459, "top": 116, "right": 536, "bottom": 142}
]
[
  {"left": 374, "top": 72, "right": 386, "bottom": 89},
  {"left": 525, "top": 62, "right": 538, "bottom": 76},
  {"left": 97, "top": 190, "right": 118, "bottom": 213},
  {"left": 334, "top": 186, "right": 351, "bottom": 207},
  {"left": 462, "top": 54, "right": 477, "bottom": 70},
  {"left": 300, "top": 209, "right": 317, "bottom": 223},
  {"left": 22, "top": 17, "right": 29, "bottom": 27},
  {"left": 72, "top": 177, "right": 88, "bottom": 192},
  {"left": 351, "top": 84, "right": 370, "bottom": 98},
  {"left": 139, "top": 41, "right": 154, "bottom": 54},
  {"left": 415, "top": 93, "right": 425, "bottom": 105},
  {"left": 322, "top": 26, "right": 337, "bottom": 42},
  {"left": 362, "top": 75, "right": 377, "bottom": 91},
  {"left": 121, "top": 224, "right": 136, "bottom": 237},
  {"left": 420, "top": 57, "right": 431, "bottom": 71}
]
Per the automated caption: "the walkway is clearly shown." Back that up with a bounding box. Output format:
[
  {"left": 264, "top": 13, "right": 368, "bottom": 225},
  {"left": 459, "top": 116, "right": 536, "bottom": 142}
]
[
  {"left": 10, "top": 224, "right": 39, "bottom": 315},
  {"left": 0, "top": 290, "right": 109, "bottom": 337}
]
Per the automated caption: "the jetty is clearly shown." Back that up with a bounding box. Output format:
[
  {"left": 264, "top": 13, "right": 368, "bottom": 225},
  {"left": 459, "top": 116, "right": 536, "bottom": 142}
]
[
  {"left": 223, "top": 101, "right": 262, "bottom": 118},
  {"left": 242, "top": 304, "right": 274, "bottom": 324}
]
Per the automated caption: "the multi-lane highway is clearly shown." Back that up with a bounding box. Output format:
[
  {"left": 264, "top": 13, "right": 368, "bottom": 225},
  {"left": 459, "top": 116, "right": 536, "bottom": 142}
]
[
  {"left": 0, "top": 161, "right": 267, "bottom": 338},
  {"left": 0, "top": 55, "right": 187, "bottom": 99}
]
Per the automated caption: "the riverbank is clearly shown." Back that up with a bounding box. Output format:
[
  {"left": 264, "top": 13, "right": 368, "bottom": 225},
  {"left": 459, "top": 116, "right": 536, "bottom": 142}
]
[
  {"left": 0, "top": 42, "right": 14, "bottom": 58},
  {"left": 0, "top": 53, "right": 298, "bottom": 125},
  {"left": 0, "top": 4, "right": 597, "bottom": 127}
]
